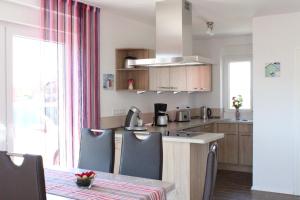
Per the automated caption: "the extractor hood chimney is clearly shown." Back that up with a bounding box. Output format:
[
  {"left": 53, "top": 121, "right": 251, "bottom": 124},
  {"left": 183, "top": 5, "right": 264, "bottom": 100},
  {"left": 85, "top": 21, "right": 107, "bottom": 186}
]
[{"left": 131, "top": 0, "right": 212, "bottom": 67}]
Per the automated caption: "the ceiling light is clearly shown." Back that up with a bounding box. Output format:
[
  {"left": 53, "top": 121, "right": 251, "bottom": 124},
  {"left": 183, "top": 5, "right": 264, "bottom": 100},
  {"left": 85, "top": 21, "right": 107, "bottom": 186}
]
[{"left": 206, "top": 21, "right": 214, "bottom": 36}]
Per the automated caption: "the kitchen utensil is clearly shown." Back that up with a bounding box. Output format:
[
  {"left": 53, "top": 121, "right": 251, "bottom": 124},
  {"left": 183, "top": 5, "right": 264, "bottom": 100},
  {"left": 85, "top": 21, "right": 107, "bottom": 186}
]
[
  {"left": 200, "top": 106, "right": 212, "bottom": 119},
  {"left": 124, "top": 106, "right": 141, "bottom": 129},
  {"left": 157, "top": 114, "right": 168, "bottom": 126},
  {"left": 175, "top": 107, "right": 191, "bottom": 122},
  {"left": 124, "top": 56, "right": 137, "bottom": 68},
  {"left": 154, "top": 103, "right": 168, "bottom": 126}
]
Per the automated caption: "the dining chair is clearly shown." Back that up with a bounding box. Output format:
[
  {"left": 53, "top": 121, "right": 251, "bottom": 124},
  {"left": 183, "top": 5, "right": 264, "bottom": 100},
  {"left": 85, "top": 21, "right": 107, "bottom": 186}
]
[
  {"left": 119, "top": 131, "right": 163, "bottom": 180},
  {"left": 78, "top": 128, "right": 115, "bottom": 173},
  {"left": 202, "top": 143, "right": 219, "bottom": 200},
  {"left": 0, "top": 151, "right": 46, "bottom": 200}
]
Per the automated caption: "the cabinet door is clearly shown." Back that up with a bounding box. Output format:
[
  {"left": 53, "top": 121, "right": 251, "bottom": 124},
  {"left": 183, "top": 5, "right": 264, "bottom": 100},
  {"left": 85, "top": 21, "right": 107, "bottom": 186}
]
[
  {"left": 149, "top": 68, "right": 170, "bottom": 91},
  {"left": 186, "top": 66, "right": 201, "bottom": 91},
  {"left": 218, "top": 134, "right": 239, "bottom": 164},
  {"left": 239, "top": 124, "right": 253, "bottom": 166},
  {"left": 170, "top": 67, "right": 187, "bottom": 91},
  {"left": 199, "top": 65, "right": 212, "bottom": 91},
  {"left": 186, "top": 65, "right": 212, "bottom": 92},
  {"left": 239, "top": 135, "right": 253, "bottom": 166},
  {"left": 158, "top": 68, "right": 170, "bottom": 91},
  {"left": 149, "top": 68, "right": 158, "bottom": 91}
]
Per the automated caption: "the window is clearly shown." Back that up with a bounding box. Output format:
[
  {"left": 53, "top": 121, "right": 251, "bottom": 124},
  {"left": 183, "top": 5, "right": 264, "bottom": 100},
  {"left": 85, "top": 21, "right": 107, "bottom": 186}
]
[
  {"left": 223, "top": 57, "right": 252, "bottom": 111},
  {"left": 228, "top": 61, "right": 252, "bottom": 109}
]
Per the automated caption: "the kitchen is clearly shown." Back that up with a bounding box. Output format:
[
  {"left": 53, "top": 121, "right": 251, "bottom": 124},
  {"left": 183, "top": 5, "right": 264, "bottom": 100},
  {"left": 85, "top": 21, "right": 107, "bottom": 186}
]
[
  {"left": 98, "top": 0, "right": 254, "bottom": 199},
  {"left": 0, "top": 0, "right": 300, "bottom": 199}
]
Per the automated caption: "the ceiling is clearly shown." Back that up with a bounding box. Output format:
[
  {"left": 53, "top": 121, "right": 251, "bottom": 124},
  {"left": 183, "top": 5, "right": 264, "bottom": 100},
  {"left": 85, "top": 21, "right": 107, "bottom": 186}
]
[{"left": 86, "top": 0, "right": 300, "bottom": 38}]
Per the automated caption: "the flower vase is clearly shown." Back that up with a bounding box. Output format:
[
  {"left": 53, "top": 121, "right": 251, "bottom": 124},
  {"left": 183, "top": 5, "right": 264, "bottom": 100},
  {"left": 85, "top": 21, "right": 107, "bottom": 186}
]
[{"left": 235, "top": 109, "right": 240, "bottom": 121}]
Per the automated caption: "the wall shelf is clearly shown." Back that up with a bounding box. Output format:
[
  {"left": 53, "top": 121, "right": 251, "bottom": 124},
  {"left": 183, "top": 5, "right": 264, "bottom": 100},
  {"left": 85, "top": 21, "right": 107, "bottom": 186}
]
[{"left": 115, "top": 48, "right": 154, "bottom": 91}]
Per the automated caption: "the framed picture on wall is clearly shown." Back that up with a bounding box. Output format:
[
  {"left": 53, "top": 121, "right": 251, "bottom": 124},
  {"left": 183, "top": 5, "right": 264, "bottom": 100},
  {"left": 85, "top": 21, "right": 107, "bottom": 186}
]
[
  {"left": 103, "top": 74, "right": 114, "bottom": 89},
  {"left": 265, "top": 62, "right": 280, "bottom": 77}
]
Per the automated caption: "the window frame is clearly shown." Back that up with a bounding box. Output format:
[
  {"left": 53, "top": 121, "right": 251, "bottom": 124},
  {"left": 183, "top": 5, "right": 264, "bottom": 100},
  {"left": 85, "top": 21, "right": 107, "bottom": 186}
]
[{"left": 223, "top": 55, "right": 253, "bottom": 112}]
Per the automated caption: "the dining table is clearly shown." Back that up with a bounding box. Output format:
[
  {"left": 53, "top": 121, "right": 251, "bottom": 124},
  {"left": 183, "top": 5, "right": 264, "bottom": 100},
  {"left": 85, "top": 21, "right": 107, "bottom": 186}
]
[{"left": 45, "top": 168, "right": 175, "bottom": 200}]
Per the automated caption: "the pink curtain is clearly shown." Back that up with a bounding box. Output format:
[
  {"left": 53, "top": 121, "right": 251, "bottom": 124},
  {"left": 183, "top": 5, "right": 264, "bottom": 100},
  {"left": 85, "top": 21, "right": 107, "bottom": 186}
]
[{"left": 41, "top": 0, "right": 100, "bottom": 166}]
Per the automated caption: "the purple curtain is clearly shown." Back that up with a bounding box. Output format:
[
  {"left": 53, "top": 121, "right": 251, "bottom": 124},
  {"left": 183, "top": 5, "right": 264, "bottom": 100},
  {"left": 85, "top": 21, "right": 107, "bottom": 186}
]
[{"left": 41, "top": 0, "right": 100, "bottom": 166}]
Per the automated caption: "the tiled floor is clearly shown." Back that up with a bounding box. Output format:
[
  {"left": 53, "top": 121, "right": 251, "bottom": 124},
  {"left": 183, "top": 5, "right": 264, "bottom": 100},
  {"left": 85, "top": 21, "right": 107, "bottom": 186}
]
[{"left": 214, "top": 170, "right": 300, "bottom": 200}]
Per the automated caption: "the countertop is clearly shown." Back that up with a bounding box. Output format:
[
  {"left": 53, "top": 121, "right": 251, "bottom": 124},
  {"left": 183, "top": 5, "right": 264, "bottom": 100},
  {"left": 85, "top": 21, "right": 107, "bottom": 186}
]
[
  {"left": 125, "top": 118, "right": 252, "bottom": 134},
  {"left": 115, "top": 130, "right": 224, "bottom": 144},
  {"left": 114, "top": 118, "right": 252, "bottom": 144}
]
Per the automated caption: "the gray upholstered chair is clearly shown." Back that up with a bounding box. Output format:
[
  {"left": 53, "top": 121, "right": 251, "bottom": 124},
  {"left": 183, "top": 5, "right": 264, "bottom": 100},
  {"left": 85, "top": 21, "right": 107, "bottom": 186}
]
[
  {"left": 119, "top": 131, "right": 163, "bottom": 180},
  {"left": 0, "top": 151, "right": 46, "bottom": 200},
  {"left": 203, "top": 143, "right": 219, "bottom": 200},
  {"left": 78, "top": 128, "right": 115, "bottom": 173}
]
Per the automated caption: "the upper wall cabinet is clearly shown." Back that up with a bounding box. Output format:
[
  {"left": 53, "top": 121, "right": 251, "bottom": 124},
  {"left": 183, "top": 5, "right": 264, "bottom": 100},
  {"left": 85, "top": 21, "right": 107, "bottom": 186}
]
[
  {"left": 149, "top": 67, "right": 170, "bottom": 91},
  {"left": 170, "top": 67, "right": 187, "bottom": 91},
  {"left": 115, "top": 48, "right": 212, "bottom": 92},
  {"left": 150, "top": 65, "right": 211, "bottom": 92},
  {"left": 186, "top": 65, "right": 212, "bottom": 92}
]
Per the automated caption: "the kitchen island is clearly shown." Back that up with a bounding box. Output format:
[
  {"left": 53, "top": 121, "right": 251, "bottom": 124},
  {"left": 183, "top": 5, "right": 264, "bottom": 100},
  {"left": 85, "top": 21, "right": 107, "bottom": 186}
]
[{"left": 114, "top": 128, "right": 224, "bottom": 200}]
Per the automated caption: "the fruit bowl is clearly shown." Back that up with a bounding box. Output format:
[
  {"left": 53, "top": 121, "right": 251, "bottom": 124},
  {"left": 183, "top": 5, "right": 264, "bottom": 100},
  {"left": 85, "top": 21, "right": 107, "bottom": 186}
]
[{"left": 75, "top": 171, "right": 96, "bottom": 188}]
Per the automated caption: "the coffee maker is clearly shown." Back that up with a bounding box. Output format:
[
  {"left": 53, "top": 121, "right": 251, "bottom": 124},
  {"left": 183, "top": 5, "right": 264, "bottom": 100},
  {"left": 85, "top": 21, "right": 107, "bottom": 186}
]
[
  {"left": 124, "top": 106, "right": 146, "bottom": 131},
  {"left": 154, "top": 103, "right": 168, "bottom": 126}
]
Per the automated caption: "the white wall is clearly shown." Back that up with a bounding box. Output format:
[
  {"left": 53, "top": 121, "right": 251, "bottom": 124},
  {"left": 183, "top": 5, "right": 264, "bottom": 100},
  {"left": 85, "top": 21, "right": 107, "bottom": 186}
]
[
  {"left": 0, "top": 0, "right": 40, "bottom": 27},
  {"left": 99, "top": 10, "right": 193, "bottom": 117},
  {"left": 192, "top": 35, "right": 253, "bottom": 119},
  {"left": 252, "top": 12, "right": 300, "bottom": 195}
]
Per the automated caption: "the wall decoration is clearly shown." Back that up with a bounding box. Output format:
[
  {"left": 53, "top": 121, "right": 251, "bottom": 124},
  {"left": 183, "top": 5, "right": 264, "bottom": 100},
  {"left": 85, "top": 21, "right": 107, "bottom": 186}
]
[
  {"left": 265, "top": 62, "right": 280, "bottom": 77},
  {"left": 103, "top": 74, "right": 114, "bottom": 89}
]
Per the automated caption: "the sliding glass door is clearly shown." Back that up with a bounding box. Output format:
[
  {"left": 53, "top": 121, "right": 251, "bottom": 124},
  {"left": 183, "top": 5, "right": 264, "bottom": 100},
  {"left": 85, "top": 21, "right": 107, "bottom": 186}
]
[
  {"left": 0, "top": 25, "right": 6, "bottom": 151},
  {"left": 3, "top": 25, "right": 65, "bottom": 167}
]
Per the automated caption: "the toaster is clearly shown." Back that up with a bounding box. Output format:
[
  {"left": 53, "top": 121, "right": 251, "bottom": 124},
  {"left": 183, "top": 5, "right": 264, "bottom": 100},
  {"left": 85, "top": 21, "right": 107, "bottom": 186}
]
[{"left": 175, "top": 109, "right": 191, "bottom": 122}]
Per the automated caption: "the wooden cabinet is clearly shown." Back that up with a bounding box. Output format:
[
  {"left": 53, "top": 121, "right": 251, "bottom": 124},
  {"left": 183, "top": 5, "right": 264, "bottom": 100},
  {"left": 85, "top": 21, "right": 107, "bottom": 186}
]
[
  {"left": 149, "top": 65, "right": 212, "bottom": 92},
  {"left": 173, "top": 122, "right": 253, "bottom": 172},
  {"left": 218, "top": 134, "right": 239, "bottom": 164},
  {"left": 186, "top": 65, "right": 212, "bottom": 92},
  {"left": 239, "top": 135, "right": 253, "bottom": 166},
  {"left": 238, "top": 124, "right": 253, "bottom": 166},
  {"left": 149, "top": 67, "right": 186, "bottom": 91},
  {"left": 169, "top": 67, "right": 186, "bottom": 91},
  {"left": 216, "top": 122, "right": 253, "bottom": 172},
  {"left": 217, "top": 123, "right": 239, "bottom": 164},
  {"left": 149, "top": 68, "right": 170, "bottom": 91}
]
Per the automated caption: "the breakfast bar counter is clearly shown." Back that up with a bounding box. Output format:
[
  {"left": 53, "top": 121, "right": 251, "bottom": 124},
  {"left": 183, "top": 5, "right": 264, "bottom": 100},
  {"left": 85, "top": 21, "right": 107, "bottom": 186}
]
[{"left": 114, "top": 127, "right": 224, "bottom": 200}]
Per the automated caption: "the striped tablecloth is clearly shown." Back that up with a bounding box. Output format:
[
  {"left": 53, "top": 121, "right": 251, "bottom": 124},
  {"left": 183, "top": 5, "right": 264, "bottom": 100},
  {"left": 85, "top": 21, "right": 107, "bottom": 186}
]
[{"left": 45, "top": 169, "right": 166, "bottom": 200}]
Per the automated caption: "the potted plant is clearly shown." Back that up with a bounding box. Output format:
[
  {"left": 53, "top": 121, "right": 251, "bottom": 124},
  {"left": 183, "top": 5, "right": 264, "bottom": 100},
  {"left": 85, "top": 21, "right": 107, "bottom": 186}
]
[
  {"left": 232, "top": 95, "right": 243, "bottom": 120},
  {"left": 75, "top": 171, "right": 96, "bottom": 189}
]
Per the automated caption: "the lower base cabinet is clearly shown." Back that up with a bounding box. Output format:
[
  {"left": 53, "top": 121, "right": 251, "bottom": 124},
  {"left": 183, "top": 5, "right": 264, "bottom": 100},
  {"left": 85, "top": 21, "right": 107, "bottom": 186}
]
[
  {"left": 239, "top": 133, "right": 253, "bottom": 166},
  {"left": 216, "top": 123, "right": 253, "bottom": 172},
  {"left": 218, "top": 134, "right": 238, "bottom": 164},
  {"left": 187, "top": 122, "right": 253, "bottom": 172}
]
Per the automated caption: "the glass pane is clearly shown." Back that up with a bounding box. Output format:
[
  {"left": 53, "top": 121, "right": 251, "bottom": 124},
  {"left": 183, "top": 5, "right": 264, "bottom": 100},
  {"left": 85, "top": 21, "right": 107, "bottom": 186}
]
[
  {"left": 11, "top": 35, "right": 61, "bottom": 167},
  {"left": 229, "top": 61, "right": 251, "bottom": 109}
]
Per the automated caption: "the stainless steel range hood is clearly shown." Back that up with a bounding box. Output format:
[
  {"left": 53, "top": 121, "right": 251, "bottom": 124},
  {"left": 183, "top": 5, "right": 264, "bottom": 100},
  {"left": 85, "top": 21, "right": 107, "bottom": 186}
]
[{"left": 131, "top": 0, "right": 212, "bottom": 67}]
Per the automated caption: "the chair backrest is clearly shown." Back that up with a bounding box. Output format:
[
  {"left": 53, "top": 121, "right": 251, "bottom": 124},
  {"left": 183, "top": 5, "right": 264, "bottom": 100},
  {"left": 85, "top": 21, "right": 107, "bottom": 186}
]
[
  {"left": 119, "top": 131, "right": 163, "bottom": 180},
  {"left": 78, "top": 128, "right": 115, "bottom": 173},
  {"left": 0, "top": 151, "right": 46, "bottom": 200},
  {"left": 203, "top": 143, "right": 219, "bottom": 200}
]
